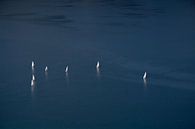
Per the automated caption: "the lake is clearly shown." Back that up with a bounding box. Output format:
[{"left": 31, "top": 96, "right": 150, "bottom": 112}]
[{"left": 0, "top": 0, "right": 195, "bottom": 128}]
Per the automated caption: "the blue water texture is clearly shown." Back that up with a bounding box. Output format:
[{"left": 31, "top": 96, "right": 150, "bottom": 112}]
[{"left": 0, "top": 0, "right": 195, "bottom": 129}]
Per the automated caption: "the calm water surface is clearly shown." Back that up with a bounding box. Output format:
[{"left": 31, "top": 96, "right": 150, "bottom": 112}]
[{"left": 0, "top": 0, "right": 195, "bottom": 129}]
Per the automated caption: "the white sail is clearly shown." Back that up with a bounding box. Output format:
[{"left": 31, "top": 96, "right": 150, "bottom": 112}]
[
  {"left": 65, "top": 66, "right": 68, "bottom": 73},
  {"left": 32, "top": 75, "right": 35, "bottom": 81},
  {"left": 143, "top": 72, "right": 147, "bottom": 79},
  {"left": 96, "top": 61, "right": 100, "bottom": 68},
  {"left": 45, "top": 66, "right": 48, "bottom": 72},
  {"left": 31, "top": 80, "right": 34, "bottom": 86},
  {"left": 32, "top": 61, "right": 35, "bottom": 69}
]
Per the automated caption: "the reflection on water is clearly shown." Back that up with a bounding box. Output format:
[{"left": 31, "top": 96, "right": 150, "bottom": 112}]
[
  {"left": 45, "top": 71, "right": 48, "bottom": 80},
  {"left": 65, "top": 72, "right": 69, "bottom": 86},
  {"left": 31, "top": 70, "right": 35, "bottom": 95},
  {"left": 96, "top": 67, "right": 101, "bottom": 79},
  {"left": 31, "top": 82, "right": 35, "bottom": 92},
  {"left": 143, "top": 78, "right": 147, "bottom": 89},
  {"left": 32, "top": 68, "right": 35, "bottom": 74},
  {"left": 31, "top": 80, "right": 35, "bottom": 97}
]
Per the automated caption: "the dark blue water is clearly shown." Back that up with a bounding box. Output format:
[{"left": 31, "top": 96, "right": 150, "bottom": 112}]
[{"left": 1, "top": 0, "right": 195, "bottom": 128}]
